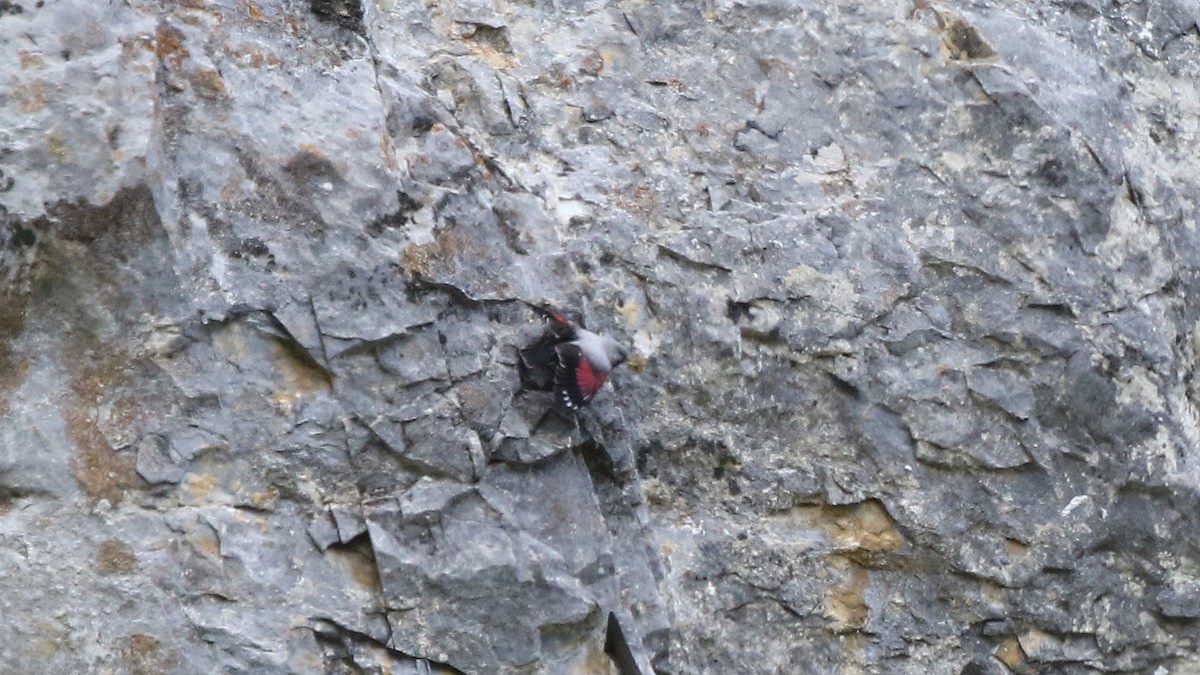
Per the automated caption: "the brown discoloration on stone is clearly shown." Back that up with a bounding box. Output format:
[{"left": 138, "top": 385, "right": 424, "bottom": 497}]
[
  {"left": 46, "top": 130, "right": 68, "bottom": 158},
  {"left": 995, "top": 635, "right": 1031, "bottom": 674},
  {"left": 936, "top": 13, "right": 997, "bottom": 62},
  {"left": 190, "top": 521, "right": 222, "bottom": 559},
  {"left": 566, "top": 638, "right": 617, "bottom": 675},
  {"left": 192, "top": 67, "right": 226, "bottom": 99},
  {"left": 185, "top": 472, "right": 218, "bottom": 502},
  {"left": 36, "top": 186, "right": 174, "bottom": 504},
  {"left": 18, "top": 50, "right": 46, "bottom": 70},
  {"left": 327, "top": 535, "right": 383, "bottom": 594},
  {"left": 63, "top": 338, "right": 147, "bottom": 504},
  {"left": 120, "top": 633, "right": 179, "bottom": 675},
  {"left": 152, "top": 23, "right": 189, "bottom": 63},
  {"left": 242, "top": 1, "right": 265, "bottom": 22},
  {"left": 399, "top": 242, "right": 433, "bottom": 277},
  {"left": 229, "top": 44, "right": 281, "bottom": 69},
  {"left": 815, "top": 499, "right": 904, "bottom": 555},
  {"left": 380, "top": 129, "right": 397, "bottom": 170},
  {"left": 614, "top": 183, "right": 658, "bottom": 218},
  {"left": 32, "top": 620, "right": 66, "bottom": 657},
  {"left": 462, "top": 25, "right": 514, "bottom": 69},
  {"left": 0, "top": 292, "right": 30, "bottom": 416},
  {"left": 97, "top": 538, "right": 137, "bottom": 574},
  {"left": 399, "top": 225, "right": 488, "bottom": 279},
  {"left": 47, "top": 185, "right": 163, "bottom": 263},
  {"left": 270, "top": 338, "right": 332, "bottom": 405},
  {"left": 430, "top": 228, "right": 472, "bottom": 274},
  {"left": 825, "top": 557, "right": 869, "bottom": 633},
  {"left": 14, "top": 79, "right": 46, "bottom": 112},
  {"left": 1005, "top": 537, "right": 1029, "bottom": 559}
]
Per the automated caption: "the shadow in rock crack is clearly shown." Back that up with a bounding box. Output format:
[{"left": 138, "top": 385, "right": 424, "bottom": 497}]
[
  {"left": 309, "top": 0, "right": 364, "bottom": 34},
  {"left": 606, "top": 612, "right": 647, "bottom": 675},
  {"left": 581, "top": 444, "right": 671, "bottom": 674},
  {"left": 324, "top": 532, "right": 383, "bottom": 597},
  {"left": 311, "top": 617, "right": 465, "bottom": 674},
  {"left": 490, "top": 399, "right": 590, "bottom": 466}
]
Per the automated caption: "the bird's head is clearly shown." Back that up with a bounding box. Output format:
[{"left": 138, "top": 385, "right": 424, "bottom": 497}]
[{"left": 602, "top": 335, "right": 630, "bottom": 368}]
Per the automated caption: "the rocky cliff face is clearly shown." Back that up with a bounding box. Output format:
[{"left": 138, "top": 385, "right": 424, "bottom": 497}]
[{"left": 2, "top": 0, "right": 1200, "bottom": 673}]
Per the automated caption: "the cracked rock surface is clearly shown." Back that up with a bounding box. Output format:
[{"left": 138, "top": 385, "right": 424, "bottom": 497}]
[{"left": 2, "top": 0, "right": 1200, "bottom": 673}]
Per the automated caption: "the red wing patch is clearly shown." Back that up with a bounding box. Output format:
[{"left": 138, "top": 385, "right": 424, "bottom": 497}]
[
  {"left": 554, "top": 343, "right": 606, "bottom": 410},
  {"left": 575, "top": 358, "right": 608, "bottom": 400}
]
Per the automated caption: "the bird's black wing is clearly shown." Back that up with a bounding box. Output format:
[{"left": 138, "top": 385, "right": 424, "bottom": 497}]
[
  {"left": 518, "top": 321, "right": 577, "bottom": 392},
  {"left": 554, "top": 342, "right": 608, "bottom": 411}
]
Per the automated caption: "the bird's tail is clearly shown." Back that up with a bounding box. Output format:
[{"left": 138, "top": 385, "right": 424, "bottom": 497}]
[{"left": 519, "top": 299, "right": 576, "bottom": 326}]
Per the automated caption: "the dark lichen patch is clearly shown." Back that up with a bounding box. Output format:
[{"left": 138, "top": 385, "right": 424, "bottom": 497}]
[
  {"left": 27, "top": 186, "right": 185, "bottom": 504},
  {"left": 96, "top": 539, "right": 137, "bottom": 574},
  {"left": 0, "top": 291, "right": 30, "bottom": 416},
  {"left": 941, "top": 16, "right": 997, "bottom": 61},
  {"left": 39, "top": 185, "right": 162, "bottom": 264},
  {"left": 461, "top": 23, "right": 512, "bottom": 54},
  {"left": 365, "top": 191, "right": 419, "bottom": 236},
  {"left": 284, "top": 149, "right": 342, "bottom": 190},
  {"left": 309, "top": 0, "right": 363, "bottom": 33},
  {"left": 229, "top": 236, "right": 270, "bottom": 259}
]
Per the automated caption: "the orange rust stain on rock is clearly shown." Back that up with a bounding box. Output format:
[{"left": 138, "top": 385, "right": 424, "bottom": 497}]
[
  {"left": 37, "top": 187, "right": 173, "bottom": 505},
  {"left": 153, "top": 24, "right": 188, "bottom": 63},
  {"left": 380, "top": 130, "right": 397, "bottom": 170},
  {"left": 229, "top": 44, "right": 280, "bottom": 68},
  {"left": 96, "top": 539, "right": 137, "bottom": 574},
  {"left": 63, "top": 339, "right": 147, "bottom": 504},
  {"left": 242, "top": 0, "right": 265, "bottom": 21}
]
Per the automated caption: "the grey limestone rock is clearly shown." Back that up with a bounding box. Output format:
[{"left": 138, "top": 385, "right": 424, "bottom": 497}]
[{"left": 1, "top": 0, "right": 1200, "bottom": 673}]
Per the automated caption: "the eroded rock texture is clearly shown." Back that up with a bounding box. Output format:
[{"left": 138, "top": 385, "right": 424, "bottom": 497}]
[{"left": 2, "top": 0, "right": 1199, "bottom": 673}]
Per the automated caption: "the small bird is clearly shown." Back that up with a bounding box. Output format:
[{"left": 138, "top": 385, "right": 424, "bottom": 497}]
[{"left": 518, "top": 304, "right": 629, "bottom": 411}]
